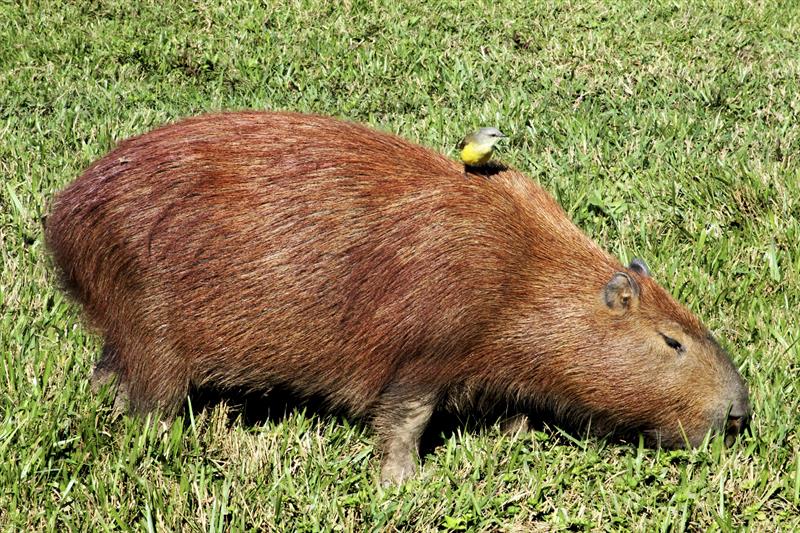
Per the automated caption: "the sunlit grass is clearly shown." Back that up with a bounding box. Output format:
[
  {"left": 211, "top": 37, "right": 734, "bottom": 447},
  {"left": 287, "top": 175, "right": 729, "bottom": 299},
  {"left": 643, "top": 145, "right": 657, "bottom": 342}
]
[{"left": 1, "top": 0, "right": 798, "bottom": 529}]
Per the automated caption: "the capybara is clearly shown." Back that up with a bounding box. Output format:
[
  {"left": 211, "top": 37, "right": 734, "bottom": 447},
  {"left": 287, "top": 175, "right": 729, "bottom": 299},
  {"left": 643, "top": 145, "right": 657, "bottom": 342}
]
[{"left": 46, "top": 111, "right": 750, "bottom": 484}]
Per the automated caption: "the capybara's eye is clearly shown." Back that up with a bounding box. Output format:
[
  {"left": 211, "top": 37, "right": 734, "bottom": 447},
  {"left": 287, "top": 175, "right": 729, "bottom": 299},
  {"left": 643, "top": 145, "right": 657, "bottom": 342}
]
[{"left": 660, "top": 333, "right": 685, "bottom": 354}]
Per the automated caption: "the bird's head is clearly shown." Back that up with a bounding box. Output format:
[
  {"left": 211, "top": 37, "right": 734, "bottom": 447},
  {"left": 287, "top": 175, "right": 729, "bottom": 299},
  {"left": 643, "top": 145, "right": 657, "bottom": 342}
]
[{"left": 473, "top": 127, "right": 507, "bottom": 147}]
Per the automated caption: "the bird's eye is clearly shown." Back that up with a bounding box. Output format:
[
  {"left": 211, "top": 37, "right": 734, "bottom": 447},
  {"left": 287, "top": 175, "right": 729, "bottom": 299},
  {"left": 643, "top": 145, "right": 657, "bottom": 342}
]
[{"left": 660, "top": 333, "right": 685, "bottom": 354}]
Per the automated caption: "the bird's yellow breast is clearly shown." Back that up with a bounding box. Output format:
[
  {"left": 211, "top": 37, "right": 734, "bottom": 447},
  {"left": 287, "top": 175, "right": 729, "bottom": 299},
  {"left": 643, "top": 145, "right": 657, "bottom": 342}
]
[{"left": 460, "top": 142, "right": 493, "bottom": 166}]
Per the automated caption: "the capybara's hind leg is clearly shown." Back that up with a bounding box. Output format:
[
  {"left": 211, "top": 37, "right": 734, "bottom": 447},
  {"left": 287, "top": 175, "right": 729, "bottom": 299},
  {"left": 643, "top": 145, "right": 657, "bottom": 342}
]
[
  {"left": 91, "top": 340, "right": 189, "bottom": 418},
  {"left": 124, "top": 345, "right": 190, "bottom": 419},
  {"left": 91, "top": 341, "right": 130, "bottom": 414},
  {"left": 372, "top": 390, "right": 436, "bottom": 485}
]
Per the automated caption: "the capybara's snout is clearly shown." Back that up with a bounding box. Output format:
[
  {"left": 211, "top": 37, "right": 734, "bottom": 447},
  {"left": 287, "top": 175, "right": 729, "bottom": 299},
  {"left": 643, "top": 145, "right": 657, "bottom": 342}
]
[{"left": 723, "top": 386, "right": 752, "bottom": 446}]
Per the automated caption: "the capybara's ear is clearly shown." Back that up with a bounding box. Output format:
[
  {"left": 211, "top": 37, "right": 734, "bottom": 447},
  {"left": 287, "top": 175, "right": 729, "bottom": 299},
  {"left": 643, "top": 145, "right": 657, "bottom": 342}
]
[
  {"left": 603, "top": 272, "right": 640, "bottom": 312},
  {"left": 629, "top": 258, "right": 650, "bottom": 277}
]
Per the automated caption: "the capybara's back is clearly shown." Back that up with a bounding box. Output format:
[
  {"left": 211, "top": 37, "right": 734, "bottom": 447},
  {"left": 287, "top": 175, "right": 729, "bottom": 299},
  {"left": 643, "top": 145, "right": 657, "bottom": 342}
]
[{"left": 46, "top": 112, "right": 750, "bottom": 484}]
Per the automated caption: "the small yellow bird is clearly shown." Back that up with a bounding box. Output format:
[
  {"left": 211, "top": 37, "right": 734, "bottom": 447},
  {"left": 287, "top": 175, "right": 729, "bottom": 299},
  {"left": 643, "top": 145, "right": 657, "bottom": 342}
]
[{"left": 457, "top": 127, "right": 507, "bottom": 171}]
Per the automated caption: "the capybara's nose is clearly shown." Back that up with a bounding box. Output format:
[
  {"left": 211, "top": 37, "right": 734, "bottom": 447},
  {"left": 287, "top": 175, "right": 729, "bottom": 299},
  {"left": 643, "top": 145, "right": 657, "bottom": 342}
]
[{"left": 724, "top": 400, "right": 751, "bottom": 446}]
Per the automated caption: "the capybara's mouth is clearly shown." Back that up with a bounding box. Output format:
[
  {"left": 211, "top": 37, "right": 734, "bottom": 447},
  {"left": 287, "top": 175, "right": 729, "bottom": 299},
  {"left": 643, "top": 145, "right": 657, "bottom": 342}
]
[
  {"left": 724, "top": 411, "right": 751, "bottom": 447},
  {"left": 638, "top": 412, "right": 751, "bottom": 450}
]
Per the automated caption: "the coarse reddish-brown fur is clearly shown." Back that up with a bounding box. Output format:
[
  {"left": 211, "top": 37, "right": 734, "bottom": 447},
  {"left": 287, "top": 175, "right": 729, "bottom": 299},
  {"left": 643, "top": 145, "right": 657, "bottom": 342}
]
[{"left": 46, "top": 111, "right": 749, "bottom": 482}]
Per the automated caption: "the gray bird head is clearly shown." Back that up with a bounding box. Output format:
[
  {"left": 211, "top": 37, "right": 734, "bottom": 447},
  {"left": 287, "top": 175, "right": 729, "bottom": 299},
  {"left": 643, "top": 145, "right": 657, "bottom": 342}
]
[
  {"left": 474, "top": 127, "right": 506, "bottom": 142},
  {"left": 460, "top": 127, "right": 507, "bottom": 150}
]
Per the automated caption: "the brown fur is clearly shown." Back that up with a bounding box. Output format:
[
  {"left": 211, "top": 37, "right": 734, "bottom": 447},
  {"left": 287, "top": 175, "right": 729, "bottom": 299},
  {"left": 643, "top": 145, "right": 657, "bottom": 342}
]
[{"left": 45, "top": 111, "right": 749, "bottom": 483}]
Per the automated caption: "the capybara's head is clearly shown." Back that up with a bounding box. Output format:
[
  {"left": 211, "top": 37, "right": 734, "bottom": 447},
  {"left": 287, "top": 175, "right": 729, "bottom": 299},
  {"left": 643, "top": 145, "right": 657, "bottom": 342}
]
[{"left": 524, "top": 257, "right": 750, "bottom": 449}]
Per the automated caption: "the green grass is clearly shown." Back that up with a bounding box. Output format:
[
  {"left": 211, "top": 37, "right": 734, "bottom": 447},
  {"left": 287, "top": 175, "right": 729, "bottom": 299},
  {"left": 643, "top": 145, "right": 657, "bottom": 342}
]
[{"left": 2, "top": 0, "right": 799, "bottom": 529}]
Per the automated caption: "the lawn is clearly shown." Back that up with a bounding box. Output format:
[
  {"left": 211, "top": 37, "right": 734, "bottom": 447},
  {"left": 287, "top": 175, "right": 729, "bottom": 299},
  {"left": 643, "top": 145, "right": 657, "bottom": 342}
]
[{"left": 1, "top": 0, "right": 799, "bottom": 530}]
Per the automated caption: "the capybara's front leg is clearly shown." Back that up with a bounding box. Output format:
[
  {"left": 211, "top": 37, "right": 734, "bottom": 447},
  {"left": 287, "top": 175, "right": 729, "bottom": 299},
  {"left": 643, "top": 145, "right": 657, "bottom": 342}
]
[
  {"left": 499, "top": 413, "right": 530, "bottom": 435},
  {"left": 373, "top": 391, "right": 436, "bottom": 486}
]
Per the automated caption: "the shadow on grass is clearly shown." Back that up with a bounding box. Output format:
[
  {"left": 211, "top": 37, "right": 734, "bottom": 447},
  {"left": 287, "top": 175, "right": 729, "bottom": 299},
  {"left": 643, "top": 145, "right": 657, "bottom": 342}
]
[
  {"left": 186, "top": 386, "right": 582, "bottom": 458},
  {"left": 188, "top": 385, "right": 347, "bottom": 429}
]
